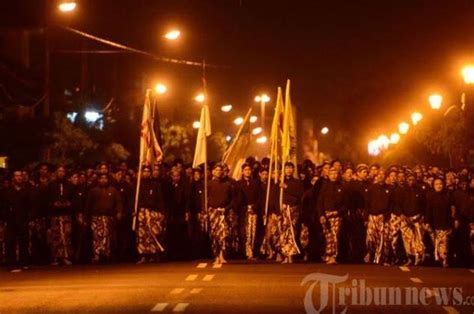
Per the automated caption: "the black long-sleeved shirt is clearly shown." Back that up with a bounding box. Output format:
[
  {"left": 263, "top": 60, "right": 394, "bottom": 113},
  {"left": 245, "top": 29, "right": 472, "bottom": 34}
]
[
  {"left": 316, "top": 181, "right": 347, "bottom": 217},
  {"left": 48, "top": 179, "right": 74, "bottom": 216},
  {"left": 392, "top": 184, "right": 406, "bottom": 216},
  {"left": 452, "top": 189, "right": 472, "bottom": 222},
  {"left": 234, "top": 177, "right": 261, "bottom": 213},
  {"left": 259, "top": 180, "right": 280, "bottom": 215},
  {"left": 86, "top": 185, "right": 123, "bottom": 217},
  {"left": 367, "top": 183, "right": 393, "bottom": 216},
  {"left": 282, "top": 176, "right": 303, "bottom": 207},
  {"left": 403, "top": 186, "right": 425, "bottom": 217},
  {"left": 208, "top": 178, "right": 233, "bottom": 210},
  {"left": 137, "top": 178, "right": 165, "bottom": 212},
  {"left": 2, "top": 184, "right": 31, "bottom": 225},
  {"left": 425, "top": 191, "right": 453, "bottom": 230}
]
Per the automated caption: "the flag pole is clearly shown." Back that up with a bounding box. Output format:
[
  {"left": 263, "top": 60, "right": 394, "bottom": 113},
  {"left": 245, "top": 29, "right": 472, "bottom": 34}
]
[{"left": 202, "top": 60, "right": 209, "bottom": 226}]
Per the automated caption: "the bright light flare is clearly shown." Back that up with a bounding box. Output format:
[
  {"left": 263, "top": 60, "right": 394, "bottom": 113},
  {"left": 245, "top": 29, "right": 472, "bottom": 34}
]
[
  {"left": 256, "top": 136, "right": 268, "bottom": 144},
  {"left": 255, "top": 94, "right": 270, "bottom": 103},
  {"left": 221, "top": 104, "right": 232, "bottom": 112},
  {"left": 250, "top": 115, "right": 258, "bottom": 123},
  {"left": 377, "top": 134, "right": 390, "bottom": 150},
  {"left": 462, "top": 65, "right": 474, "bottom": 84},
  {"left": 58, "top": 1, "right": 77, "bottom": 12},
  {"left": 321, "top": 127, "right": 329, "bottom": 135},
  {"left": 164, "top": 30, "right": 181, "bottom": 41},
  {"left": 398, "top": 122, "right": 410, "bottom": 135},
  {"left": 411, "top": 112, "right": 423, "bottom": 125},
  {"left": 154, "top": 83, "right": 167, "bottom": 94},
  {"left": 192, "top": 121, "right": 200, "bottom": 129},
  {"left": 233, "top": 117, "right": 244, "bottom": 125},
  {"left": 84, "top": 111, "right": 101, "bottom": 123},
  {"left": 429, "top": 94, "right": 442, "bottom": 110},
  {"left": 225, "top": 135, "right": 232, "bottom": 142},
  {"left": 195, "top": 93, "right": 205, "bottom": 103},
  {"left": 252, "top": 127, "right": 263, "bottom": 135},
  {"left": 368, "top": 140, "right": 380, "bottom": 156},
  {"left": 390, "top": 133, "right": 400, "bottom": 144}
]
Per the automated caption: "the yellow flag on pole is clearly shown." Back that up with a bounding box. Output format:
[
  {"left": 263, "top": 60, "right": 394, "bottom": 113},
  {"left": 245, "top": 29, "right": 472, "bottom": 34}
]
[{"left": 193, "top": 104, "right": 212, "bottom": 168}]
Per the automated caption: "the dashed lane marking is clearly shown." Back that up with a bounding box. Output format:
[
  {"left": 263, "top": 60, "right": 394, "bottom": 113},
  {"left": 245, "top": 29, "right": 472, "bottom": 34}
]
[
  {"left": 151, "top": 303, "right": 168, "bottom": 312},
  {"left": 190, "top": 288, "right": 203, "bottom": 294},
  {"left": 399, "top": 266, "right": 410, "bottom": 272},
  {"left": 185, "top": 274, "right": 198, "bottom": 281},
  {"left": 170, "top": 288, "right": 185, "bottom": 295},
  {"left": 197, "top": 263, "right": 207, "bottom": 269},
  {"left": 202, "top": 274, "right": 215, "bottom": 281},
  {"left": 442, "top": 306, "right": 460, "bottom": 314},
  {"left": 212, "top": 263, "right": 222, "bottom": 269},
  {"left": 172, "top": 303, "right": 189, "bottom": 312},
  {"left": 410, "top": 277, "right": 423, "bottom": 283}
]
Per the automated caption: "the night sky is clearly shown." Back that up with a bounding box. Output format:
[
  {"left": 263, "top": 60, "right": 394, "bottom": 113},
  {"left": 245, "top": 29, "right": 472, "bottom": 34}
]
[{"left": 2, "top": 0, "right": 474, "bottom": 154}]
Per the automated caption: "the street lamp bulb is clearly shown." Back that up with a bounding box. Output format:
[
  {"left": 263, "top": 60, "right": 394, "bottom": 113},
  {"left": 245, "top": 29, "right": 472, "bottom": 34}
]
[
  {"left": 256, "top": 136, "right": 268, "bottom": 144},
  {"left": 195, "top": 93, "right": 205, "bottom": 103},
  {"left": 411, "top": 112, "right": 423, "bottom": 125},
  {"left": 368, "top": 140, "right": 380, "bottom": 156},
  {"left": 154, "top": 83, "right": 167, "bottom": 94},
  {"left": 233, "top": 117, "right": 244, "bottom": 126},
  {"left": 461, "top": 65, "right": 474, "bottom": 84},
  {"left": 390, "top": 133, "right": 400, "bottom": 144},
  {"left": 221, "top": 104, "right": 232, "bottom": 112},
  {"left": 225, "top": 135, "right": 232, "bottom": 142},
  {"left": 321, "top": 127, "right": 329, "bottom": 135},
  {"left": 250, "top": 115, "right": 258, "bottom": 123},
  {"left": 58, "top": 1, "right": 77, "bottom": 12},
  {"left": 252, "top": 127, "right": 263, "bottom": 135},
  {"left": 398, "top": 122, "right": 410, "bottom": 135},
  {"left": 377, "top": 134, "right": 390, "bottom": 150},
  {"left": 192, "top": 121, "right": 200, "bottom": 129},
  {"left": 255, "top": 94, "right": 270, "bottom": 103},
  {"left": 164, "top": 30, "right": 181, "bottom": 40},
  {"left": 429, "top": 94, "right": 442, "bottom": 110}
]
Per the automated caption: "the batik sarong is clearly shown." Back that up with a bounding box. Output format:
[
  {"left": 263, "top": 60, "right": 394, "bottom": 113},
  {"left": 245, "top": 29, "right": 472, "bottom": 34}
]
[
  {"left": 136, "top": 208, "right": 166, "bottom": 255},
  {"left": 322, "top": 210, "right": 342, "bottom": 260},
  {"left": 91, "top": 215, "right": 114, "bottom": 260},
  {"left": 366, "top": 214, "right": 384, "bottom": 264},
  {"left": 279, "top": 205, "right": 300, "bottom": 257},
  {"left": 244, "top": 206, "right": 258, "bottom": 258},
  {"left": 209, "top": 207, "right": 228, "bottom": 258},
  {"left": 47, "top": 216, "right": 73, "bottom": 260}
]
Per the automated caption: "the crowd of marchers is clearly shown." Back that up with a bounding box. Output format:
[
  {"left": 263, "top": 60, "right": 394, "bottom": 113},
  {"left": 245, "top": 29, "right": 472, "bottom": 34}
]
[{"left": 0, "top": 158, "right": 473, "bottom": 272}]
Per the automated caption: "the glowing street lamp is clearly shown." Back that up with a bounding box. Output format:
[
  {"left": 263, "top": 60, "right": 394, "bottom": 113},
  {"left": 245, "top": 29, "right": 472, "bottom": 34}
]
[
  {"left": 192, "top": 121, "right": 200, "bottom": 129},
  {"left": 250, "top": 115, "right": 258, "bottom": 123},
  {"left": 233, "top": 117, "right": 244, "bottom": 126},
  {"left": 462, "top": 65, "right": 474, "bottom": 84},
  {"left": 256, "top": 136, "right": 268, "bottom": 144},
  {"left": 429, "top": 94, "right": 442, "bottom": 110},
  {"left": 154, "top": 83, "right": 167, "bottom": 95},
  {"left": 368, "top": 140, "right": 380, "bottom": 156},
  {"left": 164, "top": 30, "right": 181, "bottom": 41},
  {"left": 377, "top": 134, "right": 390, "bottom": 150},
  {"left": 255, "top": 94, "right": 270, "bottom": 129},
  {"left": 390, "top": 133, "right": 400, "bottom": 144},
  {"left": 221, "top": 104, "right": 232, "bottom": 112},
  {"left": 58, "top": 1, "right": 77, "bottom": 12},
  {"left": 321, "top": 127, "right": 329, "bottom": 135},
  {"left": 411, "top": 112, "right": 423, "bottom": 125},
  {"left": 252, "top": 127, "right": 263, "bottom": 135},
  {"left": 195, "top": 93, "right": 205, "bottom": 103},
  {"left": 398, "top": 122, "right": 410, "bottom": 135}
]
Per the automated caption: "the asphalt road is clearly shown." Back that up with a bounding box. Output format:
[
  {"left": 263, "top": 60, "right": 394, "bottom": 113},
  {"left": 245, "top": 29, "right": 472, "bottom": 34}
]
[{"left": 1, "top": 261, "right": 473, "bottom": 313}]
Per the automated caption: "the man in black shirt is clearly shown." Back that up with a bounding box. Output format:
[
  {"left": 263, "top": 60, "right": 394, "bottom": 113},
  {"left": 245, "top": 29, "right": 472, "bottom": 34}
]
[
  {"left": 86, "top": 173, "right": 123, "bottom": 263},
  {"left": 4, "top": 170, "right": 31, "bottom": 272},
  {"left": 207, "top": 163, "right": 233, "bottom": 264},
  {"left": 235, "top": 163, "right": 260, "bottom": 260},
  {"left": 259, "top": 167, "right": 281, "bottom": 260},
  {"left": 317, "top": 166, "right": 346, "bottom": 265}
]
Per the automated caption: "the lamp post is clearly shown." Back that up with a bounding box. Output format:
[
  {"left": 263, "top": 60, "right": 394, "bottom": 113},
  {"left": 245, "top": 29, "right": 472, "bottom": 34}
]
[{"left": 254, "top": 94, "right": 270, "bottom": 130}]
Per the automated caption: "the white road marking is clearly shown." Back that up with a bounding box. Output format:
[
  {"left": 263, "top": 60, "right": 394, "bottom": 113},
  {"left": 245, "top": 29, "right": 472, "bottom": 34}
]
[
  {"left": 170, "top": 288, "right": 185, "bottom": 294},
  {"left": 202, "top": 274, "right": 215, "bottom": 281},
  {"left": 410, "top": 277, "right": 423, "bottom": 283},
  {"left": 185, "top": 274, "right": 198, "bottom": 281},
  {"left": 190, "top": 288, "right": 203, "bottom": 294},
  {"left": 399, "top": 266, "right": 410, "bottom": 272},
  {"left": 151, "top": 303, "right": 168, "bottom": 312},
  {"left": 173, "top": 303, "right": 189, "bottom": 312},
  {"left": 442, "top": 306, "right": 460, "bottom": 314},
  {"left": 197, "top": 263, "right": 207, "bottom": 269},
  {"left": 212, "top": 263, "right": 222, "bottom": 269}
]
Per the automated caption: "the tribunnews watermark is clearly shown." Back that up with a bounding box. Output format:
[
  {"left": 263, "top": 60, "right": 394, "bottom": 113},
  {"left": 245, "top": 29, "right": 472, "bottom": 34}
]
[{"left": 301, "top": 273, "right": 474, "bottom": 313}]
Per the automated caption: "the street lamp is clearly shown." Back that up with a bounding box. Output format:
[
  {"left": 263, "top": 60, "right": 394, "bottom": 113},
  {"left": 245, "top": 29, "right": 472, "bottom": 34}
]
[
  {"left": 252, "top": 127, "right": 263, "bottom": 135},
  {"left": 411, "top": 112, "right": 423, "bottom": 125},
  {"left": 321, "top": 127, "right": 329, "bottom": 135},
  {"left": 192, "top": 121, "right": 200, "bottom": 129},
  {"left": 398, "top": 122, "right": 410, "bottom": 135},
  {"left": 154, "top": 83, "right": 167, "bottom": 95},
  {"left": 221, "top": 104, "right": 232, "bottom": 112},
  {"left": 233, "top": 117, "right": 244, "bottom": 126},
  {"left": 58, "top": 1, "right": 77, "bottom": 12},
  {"left": 164, "top": 30, "right": 181, "bottom": 41},
  {"left": 368, "top": 140, "right": 380, "bottom": 156},
  {"left": 195, "top": 93, "right": 205, "bottom": 103},
  {"left": 390, "top": 133, "right": 400, "bottom": 144},
  {"left": 377, "top": 134, "right": 390, "bottom": 150},
  {"left": 462, "top": 65, "right": 474, "bottom": 84},
  {"left": 256, "top": 136, "right": 268, "bottom": 144},
  {"left": 250, "top": 115, "right": 258, "bottom": 123},
  {"left": 254, "top": 94, "right": 270, "bottom": 129},
  {"left": 429, "top": 94, "right": 442, "bottom": 110}
]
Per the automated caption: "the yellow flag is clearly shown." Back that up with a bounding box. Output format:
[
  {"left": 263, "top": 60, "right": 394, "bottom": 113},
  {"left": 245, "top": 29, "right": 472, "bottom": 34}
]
[
  {"left": 281, "top": 79, "right": 298, "bottom": 178},
  {"left": 192, "top": 105, "right": 212, "bottom": 168}
]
